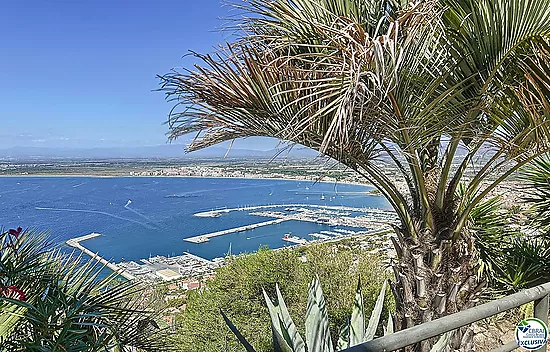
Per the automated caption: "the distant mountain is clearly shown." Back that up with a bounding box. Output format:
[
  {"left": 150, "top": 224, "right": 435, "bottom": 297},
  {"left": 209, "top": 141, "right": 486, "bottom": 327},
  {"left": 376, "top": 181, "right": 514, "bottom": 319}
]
[{"left": 0, "top": 144, "right": 319, "bottom": 160}]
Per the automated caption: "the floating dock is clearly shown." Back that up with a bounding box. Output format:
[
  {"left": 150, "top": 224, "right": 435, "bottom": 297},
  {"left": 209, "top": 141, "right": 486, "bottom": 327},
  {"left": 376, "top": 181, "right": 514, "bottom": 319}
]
[
  {"left": 66, "top": 233, "right": 136, "bottom": 281},
  {"left": 184, "top": 218, "right": 289, "bottom": 244}
]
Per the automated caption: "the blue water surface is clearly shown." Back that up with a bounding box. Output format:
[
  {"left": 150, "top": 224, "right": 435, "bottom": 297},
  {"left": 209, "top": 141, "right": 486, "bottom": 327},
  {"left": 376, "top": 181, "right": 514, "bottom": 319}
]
[{"left": 0, "top": 177, "right": 391, "bottom": 260}]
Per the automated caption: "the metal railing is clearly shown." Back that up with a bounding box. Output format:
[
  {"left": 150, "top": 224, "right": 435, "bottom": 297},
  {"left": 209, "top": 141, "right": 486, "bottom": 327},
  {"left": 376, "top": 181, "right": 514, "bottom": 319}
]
[{"left": 342, "top": 281, "right": 550, "bottom": 352}]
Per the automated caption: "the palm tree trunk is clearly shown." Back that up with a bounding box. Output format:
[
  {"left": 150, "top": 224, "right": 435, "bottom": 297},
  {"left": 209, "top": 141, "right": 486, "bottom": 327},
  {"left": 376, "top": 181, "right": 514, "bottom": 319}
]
[{"left": 389, "top": 224, "right": 486, "bottom": 351}]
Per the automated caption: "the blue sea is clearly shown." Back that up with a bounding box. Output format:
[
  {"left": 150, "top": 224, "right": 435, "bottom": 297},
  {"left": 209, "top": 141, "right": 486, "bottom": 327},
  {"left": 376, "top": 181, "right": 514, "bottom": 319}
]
[{"left": 0, "top": 177, "right": 391, "bottom": 261}]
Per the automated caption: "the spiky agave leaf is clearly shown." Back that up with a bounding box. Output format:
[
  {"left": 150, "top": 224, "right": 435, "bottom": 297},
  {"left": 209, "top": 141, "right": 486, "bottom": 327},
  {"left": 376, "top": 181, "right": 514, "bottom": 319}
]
[
  {"left": 274, "top": 284, "right": 307, "bottom": 352},
  {"left": 262, "top": 284, "right": 306, "bottom": 352},
  {"left": 305, "top": 277, "right": 333, "bottom": 352},
  {"left": 364, "top": 280, "right": 387, "bottom": 341},
  {"left": 337, "top": 277, "right": 375, "bottom": 350},
  {"left": 429, "top": 331, "right": 454, "bottom": 352},
  {"left": 336, "top": 278, "right": 391, "bottom": 350},
  {"left": 349, "top": 277, "right": 365, "bottom": 346},
  {"left": 336, "top": 319, "right": 351, "bottom": 351},
  {"left": 220, "top": 309, "right": 257, "bottom": 352},
  {"left": 263, "top": 289, "right": 293, "bottom": 352},
  {"left": 336, "top": 277, "right": 365, "bottom": 350},
  {"left": 385, "top": 313, "right": 394, "bottom": 335}
]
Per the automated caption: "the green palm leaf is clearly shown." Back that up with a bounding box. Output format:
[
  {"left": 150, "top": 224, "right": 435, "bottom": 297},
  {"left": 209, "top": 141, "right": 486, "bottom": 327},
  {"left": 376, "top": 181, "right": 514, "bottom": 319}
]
[{"left": 0, "top": 229, "right": 172, "bottom": 351}]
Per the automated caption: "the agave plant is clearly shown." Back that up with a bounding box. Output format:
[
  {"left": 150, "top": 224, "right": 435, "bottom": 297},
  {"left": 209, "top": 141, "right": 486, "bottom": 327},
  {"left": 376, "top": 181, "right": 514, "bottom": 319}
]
[
  {"left": 222, "top": 277, "right": 455, "bottom": 351},
  {"left": 222, "top": 277, "right": 389, "bottom": 351},
  {"left": 0, "top": 227, "right": 172, "bottom": 351}
]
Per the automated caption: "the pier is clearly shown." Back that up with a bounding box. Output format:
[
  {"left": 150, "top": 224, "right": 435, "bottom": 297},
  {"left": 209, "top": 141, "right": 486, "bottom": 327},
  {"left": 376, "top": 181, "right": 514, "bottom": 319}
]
[
  {"left": 66, "top": 233, "right": 136, "bottom": 281},
  {"left": 184, "top": 218, "right": 289, "bottom": 243}
]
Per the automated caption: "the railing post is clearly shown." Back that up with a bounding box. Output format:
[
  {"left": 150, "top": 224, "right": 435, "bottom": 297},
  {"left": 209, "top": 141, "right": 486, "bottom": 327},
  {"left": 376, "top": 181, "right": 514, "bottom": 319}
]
[{"left": 534, "top": 294, "right": 549, "bottom": 352}]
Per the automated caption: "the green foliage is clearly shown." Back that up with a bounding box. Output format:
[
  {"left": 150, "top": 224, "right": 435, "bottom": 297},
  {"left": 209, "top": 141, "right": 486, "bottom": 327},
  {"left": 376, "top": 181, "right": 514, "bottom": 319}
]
[
  {"left": 166, "top": 296, "right": 187, "bottom": 308},
  {"left": 522, "top": 156, "right": 550, "bottom": 231},
  {"left": 174, "top": 244, "right": 391, "bottom": 352},
  {"left": 468, "top": 194, "right": 550, "bottom": 294},
  {"left": 161, "top": 0, "right": 550, "bottom": 331},
  {"left": 0, "top": 228, "right": 173, "bottom": 351},
  {"left": 337, "top": 279, "right": 388, "bottom": 350},
  {"left": 493, "top": 238, "right": 550, "bottom": 291},
  {"left": 223, "top": 277, "right": 388, "bottom": 352},
  {"left": 161, "top": 0, "right": 550, "bottom": 347}
]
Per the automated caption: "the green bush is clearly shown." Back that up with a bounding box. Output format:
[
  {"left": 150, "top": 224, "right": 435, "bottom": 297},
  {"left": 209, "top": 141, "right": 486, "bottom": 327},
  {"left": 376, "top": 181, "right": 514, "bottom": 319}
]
[{"left": 174, "top": 242, "right": 391, "bottom": 351}]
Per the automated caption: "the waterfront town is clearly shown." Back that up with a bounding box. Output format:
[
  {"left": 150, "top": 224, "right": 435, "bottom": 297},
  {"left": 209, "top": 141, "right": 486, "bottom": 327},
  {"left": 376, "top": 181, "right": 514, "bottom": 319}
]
[
  {"left": 129, "top": 162, "right": 524, "bottom": 208},
  {"left": 128, "top": 159, "right": 368, "bottom": 186}
]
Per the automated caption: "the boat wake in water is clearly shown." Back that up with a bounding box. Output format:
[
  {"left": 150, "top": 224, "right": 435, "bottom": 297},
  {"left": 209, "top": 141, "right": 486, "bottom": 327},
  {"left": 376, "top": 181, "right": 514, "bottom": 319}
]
[
  {"left": 124, "top": 200, "right": 161, "bottom": 228},
  {"left": 35, "top": 206, "right": 156, "bottom": 230},
  {"left": 246, "top": 234, "right": 271, "bottom": 240}
]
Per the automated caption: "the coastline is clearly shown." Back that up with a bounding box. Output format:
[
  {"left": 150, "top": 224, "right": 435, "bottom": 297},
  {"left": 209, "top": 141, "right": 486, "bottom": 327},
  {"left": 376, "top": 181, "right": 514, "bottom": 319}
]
[{"left": 0, "top": 173, "right": 373, "bottom": 189}]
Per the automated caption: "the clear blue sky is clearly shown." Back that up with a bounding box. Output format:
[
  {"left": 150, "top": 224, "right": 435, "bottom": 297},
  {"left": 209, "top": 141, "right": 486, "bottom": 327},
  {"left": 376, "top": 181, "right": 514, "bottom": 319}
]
[{"left": 0, "top": 0, "right": 278, "bottom": 151}]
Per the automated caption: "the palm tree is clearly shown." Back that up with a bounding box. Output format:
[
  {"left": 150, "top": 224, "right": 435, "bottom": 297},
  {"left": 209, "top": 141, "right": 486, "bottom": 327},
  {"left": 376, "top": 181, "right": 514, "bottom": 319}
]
[
  {"left": 159, "top": 0, "right": 550, "bottom": 349},
  {"left": 0, "top": 228, "right": 171, "bottom": 351}
]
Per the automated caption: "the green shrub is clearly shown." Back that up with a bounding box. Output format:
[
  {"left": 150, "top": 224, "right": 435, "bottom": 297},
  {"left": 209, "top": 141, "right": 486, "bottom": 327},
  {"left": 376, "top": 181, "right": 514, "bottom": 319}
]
[{"left": 174, "top": 242, "right": 391, "bottom": 351}]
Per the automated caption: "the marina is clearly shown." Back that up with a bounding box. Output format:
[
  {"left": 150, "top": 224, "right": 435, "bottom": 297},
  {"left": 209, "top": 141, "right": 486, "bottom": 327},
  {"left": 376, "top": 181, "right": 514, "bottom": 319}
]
[
  {"left": 194, "top": 203, "right": 394, "bottom": 218},
  {"left": 309, "top": 233, "right": 331, "bottom": 240},
  {"left": 186, "top": 203, "right": 397, "bottom": 245},
  {"left": 66, "top": 200, "right": 395, "bottom": 282},
  {"left": 9, "top": 177, "right": 392, "bottom": 262}
]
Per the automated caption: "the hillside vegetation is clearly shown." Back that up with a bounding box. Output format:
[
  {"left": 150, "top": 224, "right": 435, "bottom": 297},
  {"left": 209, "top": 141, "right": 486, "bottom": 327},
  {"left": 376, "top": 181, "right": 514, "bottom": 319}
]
[{"left": 174, "top": 242, "right": 391, "bottom": 351}]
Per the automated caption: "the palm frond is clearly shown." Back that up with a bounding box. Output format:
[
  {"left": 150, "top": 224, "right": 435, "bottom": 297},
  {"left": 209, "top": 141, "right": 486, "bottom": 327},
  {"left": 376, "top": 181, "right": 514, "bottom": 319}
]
[{"left": 0, "top": 229, "right": 173, "bottom": 351}]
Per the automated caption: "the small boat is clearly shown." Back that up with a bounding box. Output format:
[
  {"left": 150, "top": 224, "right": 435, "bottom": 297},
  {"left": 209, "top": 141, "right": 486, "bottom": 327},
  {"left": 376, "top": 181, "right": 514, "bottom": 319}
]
[{"left": 320, "top": 194, "right": 326, "bottom": 200}]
